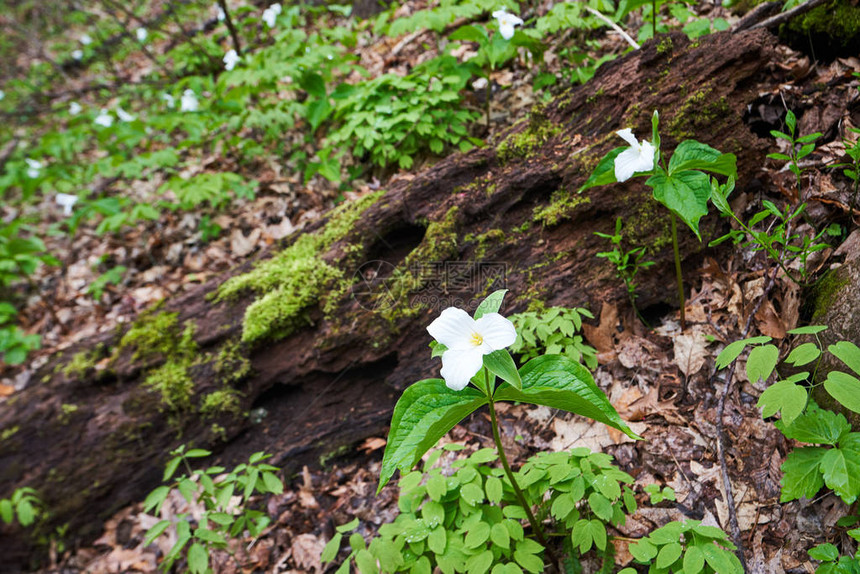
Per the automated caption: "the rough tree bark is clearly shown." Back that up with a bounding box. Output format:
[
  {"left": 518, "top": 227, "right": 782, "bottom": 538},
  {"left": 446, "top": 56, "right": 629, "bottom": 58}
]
[{"left": 1, "top": 27, "right": 845, "bottom": 569}]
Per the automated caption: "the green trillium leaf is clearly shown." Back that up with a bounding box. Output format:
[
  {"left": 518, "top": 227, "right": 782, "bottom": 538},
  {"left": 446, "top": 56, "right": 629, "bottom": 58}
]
[
  {"left": 474, "top": 289, "right": 509, "bottom": 319},
  {"left": 495, "top": 355, "right": 641, "bottom": 440},
  {"left": 484, "top": 349, "right": 522, "bottom": 391},
  {"left": 378, "top": 379, "right": 487, "bottom": 492},
  {"left": 579, "top": 147, "right": 624, "bottom": 193},
  {"left": 668, "top": 140, "right": 737, "bottom": 178},
  {"left": 647, "top": 170, "right": 711, "bottom": 240}
]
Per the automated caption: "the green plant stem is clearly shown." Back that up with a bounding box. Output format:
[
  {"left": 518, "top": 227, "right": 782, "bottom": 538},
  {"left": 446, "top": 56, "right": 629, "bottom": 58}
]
[
  {"left": 484, "top": 369, "right": 556, "bottom": 564},
  {"left": 652, "top": 0, "right": 657, "bottom": 37},
  {"left": 670, "top": 214, "right": 685, "bottom": 331},
  {"left": 485, "top": 72, "right": 491, "bottom": 129}
]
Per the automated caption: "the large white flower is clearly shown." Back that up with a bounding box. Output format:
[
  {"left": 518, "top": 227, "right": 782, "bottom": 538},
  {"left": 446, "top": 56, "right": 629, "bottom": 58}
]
[
  {"left": 180, "top": 89, "right": 199, "bottom": 112},
  {"left": 94, "top": 108, "right": 113, "bottom": 127},
  {"left": 614, "top": 128, "right": 655, "bottom": 182},
  {"left": 262, "top": 4, "right": 281, "bottom": 28},
  {"left": 492, "top": 9, "right": 523, "bottom": 40},
  {"left": 223, "top": 49, "right": 240, "bottom": 71},
  {"left": 56, "top": 193, "right": 78, "bottom": 215},
  {"left": 69, "top": 101, "right": 82, "bottom": 115},
  {"left": 427, "top": 307, "right": 517, "bottom": 391},
  {"left": 25, "top": 158, "right": 42, "bottom": 179},
  {"left": 80, "top": 34, "right": 92, "bottom": 45},
  {"left": 136, "top": 27, "right": 148, "bottom": 42}
]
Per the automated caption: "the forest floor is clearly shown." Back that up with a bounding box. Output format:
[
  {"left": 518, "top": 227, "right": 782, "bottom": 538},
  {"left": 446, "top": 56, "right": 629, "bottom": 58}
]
[{"left": 1, "top": 0, "right": 860, "bottom": 572}]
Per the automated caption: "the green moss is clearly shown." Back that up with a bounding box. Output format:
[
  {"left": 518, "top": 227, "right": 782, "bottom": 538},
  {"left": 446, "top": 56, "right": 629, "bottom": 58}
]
[
  {"left": 782, "top": 2, "right": 860, "bottom": 53},
  {"left": 59, "top": 403, "right": 79, "bottom": 425},
  {"left": 466, "top": 229, "right": 505, "bottom": 260},
  {"left": 625, "top": 192, "right": 673, "bottom": 254},
  {"left": 143, "top": 360, "right": 194, "bottom": 412},
  {"left": 1, "top": 425, "right": 19, "bottom": 442},
  {"left": 496, "top": 108, "right": 561, "bottom": 164},
  {"left": 533, "top": 192, "right": 591, "bottom": 227},
  {"left": 810, "top": 269, "right": 850, "bottom": 319},
  {"left": 214, "top": 339, "right": 251, "bottom": 384},
  {"left": 656, "top": 35, "right": 674, "bottom": 55},
  {"left": 200, "top": 389, "right": 242, "bottom": 418},
  {"left": 118, "top": 310, "right": 181, "bottom": 361},
  {"left": 62, "top": 345, "right": 107, "bottom": 379},
  {"left": 667, "top": 87, "right": 731, "bottom": 141},
  {"left": 216, "top": 191, "right": 384, "bottom": 344}
]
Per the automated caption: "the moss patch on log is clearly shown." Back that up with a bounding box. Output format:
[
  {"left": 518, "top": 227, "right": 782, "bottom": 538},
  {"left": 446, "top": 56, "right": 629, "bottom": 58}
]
[{"left": 216, "top": 191, "right": 384, "bottom": 344}]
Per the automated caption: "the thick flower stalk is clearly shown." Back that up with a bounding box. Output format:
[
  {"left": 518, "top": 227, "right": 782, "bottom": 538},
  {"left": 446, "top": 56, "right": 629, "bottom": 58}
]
[
  {"left": 492, "top": 9, "right": 523, "bottom": 40},
  {"left": 614, "top": 128, "right": 655, "bottom": 182},
  {"left": 426, "top": 307, "right": 516, "bottom": 391}
]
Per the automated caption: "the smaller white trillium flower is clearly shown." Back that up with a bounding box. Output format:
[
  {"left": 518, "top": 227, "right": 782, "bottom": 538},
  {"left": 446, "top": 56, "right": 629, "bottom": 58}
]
[
  {"left": 492, "top": 9, "right": 523, "bottom": 40},
  {"left": 0, "top": 89, "right": 5, "bottom": 101},
  {"left": 72, "top": 49, "right": 83, "bottom": 61},
  {"left": 94, "top": 109, "right": 113, "bottom": 127},
  {"left": 427, "top": 307, "right": 517, "bottom": 391},
  {"left": 25, "top": 158, "right": 42, "bottom": 179},
  {"left": 116, "top": 106, "right": 135, "bottom": 122},
  {"left": 223, "top": 49, "right": 240, "bottom": 71},
  {"left": 80, "top": 34, "right": 92, "bottom": 45},
  {"left": 136, "top": 27, "right": 147, "bottom": 42},
  {"left": 614, "top": 128, "right": 655, "bottom": 182},
  {"left": 216, "top": 4, "right": 226, "bottom": 21},
  {"left": 262, "top": 4, "right": 281, "bottom": 27},
  {"left": 69, "top": 101, "right": 82, "bottom": 115},
  {"left": 162, "top": 93, "right": 175, "bottom": 108},
  {"left": 56, "top": 193, "right": 78, "bottom": 216},
  {"left": 180, "top": 89, "right": 199, "bottom": 112}
]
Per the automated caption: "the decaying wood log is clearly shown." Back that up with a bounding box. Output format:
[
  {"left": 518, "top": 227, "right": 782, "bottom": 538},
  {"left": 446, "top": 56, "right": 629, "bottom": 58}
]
[{"left": 0, "top": 27, "right": 824, "bottom": 569}]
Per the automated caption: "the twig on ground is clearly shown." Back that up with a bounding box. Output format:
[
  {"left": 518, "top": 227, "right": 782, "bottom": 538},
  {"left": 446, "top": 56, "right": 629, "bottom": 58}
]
[{"left": 584, "top": 7, "right": 640, "bottom": 50}]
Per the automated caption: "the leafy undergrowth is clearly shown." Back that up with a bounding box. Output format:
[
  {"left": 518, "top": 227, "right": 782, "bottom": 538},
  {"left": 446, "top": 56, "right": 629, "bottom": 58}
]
[{"left": 3, "top": 0, "right": 860, "bottom": 572}]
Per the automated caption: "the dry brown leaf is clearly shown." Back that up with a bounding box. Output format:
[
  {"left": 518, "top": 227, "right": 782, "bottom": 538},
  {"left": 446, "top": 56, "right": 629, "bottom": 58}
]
[
  {"left": 755, "top": 298, "right": 785, "bottom": 339},
  {"left": 290, "top": 534, "right": 325, "bottom": 573},
  {"left": 230, "top": 228, "right": 262, "bottom": 257},
  {"left": 582, "top": 301, "right": 618, "bottom": 358},
  {"left": 673, "top": 332, "right": 709, "bottom": 376},
  {"left": 359, "top": 437, "right": 386, "bottom": 454}
]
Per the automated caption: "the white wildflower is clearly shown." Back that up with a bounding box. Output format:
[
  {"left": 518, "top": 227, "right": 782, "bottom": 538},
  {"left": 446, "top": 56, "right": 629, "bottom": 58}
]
[
  {"left": 614, "top": 128, "right": 656, "bottom": 182},
  {"left": 492, "top": 9, "right": 523, "bottom": 40}
]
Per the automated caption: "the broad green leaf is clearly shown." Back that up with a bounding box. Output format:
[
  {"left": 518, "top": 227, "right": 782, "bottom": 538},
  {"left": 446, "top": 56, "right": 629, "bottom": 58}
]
[
  {"left": 786, "top": 343, "right": 820, "bottom": 366},
  {"left": 143, "top": 486, "right": 170, "bottom": 514},
  {"left": 0, "top": 499, "right": 12, "bottom": 524},
  {"left": 299, "top": 72, "right": 327, "bottom": 98},
  {"left": 647, "top": 170, "right": 712, "bottom": 239},
  {"left": 336, "top": 517, "right": 360, "bottom": 533},
  {"left": 495, "top": 355, "right": 641, "bottom": 440},
  {"left": 588, "top": 520, "right": 607, "bottom": 551},
  {"left": 629, "top": 539, "right": 658, "bottom": 562},
  {"left": 709, "top": 176, "right": 734, "bottom": 215},
  {"left": 829, "top": 341, "right": 860, "bottom": 376},
  {"left": 485, "top": 476, "right": 503, "bottom": 504},
  {"left": 474, "top": 289, "right": 508, "bottom": 319},
  {"left": 715, "top": 336, "right": 771, "bottom": 369},
  {"left": 571, "top": 519, "right": 593, "bottom": 553},
  {"left": 513, "top": 549, "right": 544, "bottom": 574},
  {"left": 824, "top": 371, "right": 860, "bottom": 413},
  {"left": 757, "top": 380, "right": 807, "bottom": 425},
  {"left": 746, "top": 344, "right": 779, "bottom": 384},
  {"left": 779, "top": 404, "right": 850, "bottom": 445},
  {"left": 702, "top": 543, "right": 742, "bottom": 574},
  {"left": 683, "top": 545, "right": 705, "bottom": 573},
  {"left": 143, "top": 519, "right": 171, "bottom": 546},
  {"left": 657, "top": 542, "right": 683, "bottom": 569},
  {"left": 587, "top": 492, "right": 613, "bottom": 521},
  {"left": 262, "top": 471, "right": 284, "bottom": 494},
  {"left": 428, "top": 526, "right": 446, "bottom": 554},
  {"left": 465, "top": 521, "right": 490, "bottom": 548},
  {"left": 787, "top": 325, "right": 827, "bottom": 335},
  {"left": 187, "top": 542, "right": 209, "bottom": 574},
  {"left": 808, "top": 543, "right": 839, "bottom": 562},
  {"left": 378, "top": 379, "right": 487, "bottom": 491},
  {"left": 466, "top": 549, "right": 494, "bottom": 574},
  {"left": 821, "top": 434, "right": 860, "bottom": 504},
  {"left": 491, "top": 522, "right": 510, "bottom": 549},
  {"left": 780, "top": 447, "right": 827, "bottom": 502},
  {"left": 163, "top": 457, "right": 182, "bottom": 482},
  {"left": 449, "top": 24, "right": 489, "bottom": 45},
  {"left": 185, "top": 449, "right": 211, "bottom": 458},
  {"left": 668, "top": 140, "right": 737, "bottom": 178},
  {"left": 355, "top": 549, "right": 378, "bottom": 574},
  {"left": 422, "top": 500, "right": 445, "bottom": 528},
  {"left": 484, "top": 350, "right": 521, "bottom": 391},
  {"left": 579, "top": 147, "right": 624, "bottom": 192}
]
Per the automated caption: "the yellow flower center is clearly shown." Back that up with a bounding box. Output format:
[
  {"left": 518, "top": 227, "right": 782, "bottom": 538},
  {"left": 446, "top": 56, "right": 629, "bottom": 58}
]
[{"left": 470, "top": 332, "right": 484, "bottom": 347}]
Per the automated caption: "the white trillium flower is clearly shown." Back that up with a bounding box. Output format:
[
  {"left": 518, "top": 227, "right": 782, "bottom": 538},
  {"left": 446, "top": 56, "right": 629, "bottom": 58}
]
[
  {"left": 162, "top": 93, "right": 175, "bottom": 108},
  {"left": 614, "top": 128, "right": 656, "bottom": 182},
  {"left": 180, "top": 89, "right": 199, "bottom": 112},
  {"left": 69, "top": 101, "right": 82, "bottom": 115},
  {"left": 223, "top": 49, "right": 240, "bottom": 71},
  {"left": 72, "top": 49, "right": 83, "bottom": 61},
  {"left": 136, "top": 27, "right": 148, "bottom": 42},
  {"left": 0, "top": 89, "right": 5, "bottom": 101},
  {"left": 25, "top": 158, "right": 42, "bottom": 179},
  {"left": 262, "top": 4, "right": 281, "bottom": 27},
  {"left": 80, "top": 34, "right": 92, "bottom": 45},
  {"left": 492, "top": 9, "right": 523, "bottom": 40},
  {"left": 216, "top": 4, "right": 226, "bottom": 21},
  {"left": 94, "top": 109, "right": 113, "bottom": 127},
  {"left": 427, "top": 307, "right": 517, "bottom": 391},
  {"left": 56, "top": 193, "right": 78, "bottom": 216},
  {"left": 116, "top": 106, "right": 135, "bottom": 122}
]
